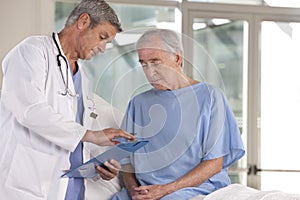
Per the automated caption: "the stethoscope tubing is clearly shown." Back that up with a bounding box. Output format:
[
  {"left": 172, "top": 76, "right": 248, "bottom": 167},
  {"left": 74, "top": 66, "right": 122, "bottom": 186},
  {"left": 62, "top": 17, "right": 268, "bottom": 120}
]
[
  {"left": 52, "top": 33, "right": 77, "bottom": 97},
  {"left": 52, "top": 33, "right": 97, "bottom": 118}
]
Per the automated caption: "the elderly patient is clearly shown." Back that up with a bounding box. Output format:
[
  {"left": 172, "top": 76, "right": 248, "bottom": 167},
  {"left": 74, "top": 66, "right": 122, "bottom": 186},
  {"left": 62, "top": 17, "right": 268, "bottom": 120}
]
[{"left": 111, "top": 29, "right": 245, "bottom": 200}]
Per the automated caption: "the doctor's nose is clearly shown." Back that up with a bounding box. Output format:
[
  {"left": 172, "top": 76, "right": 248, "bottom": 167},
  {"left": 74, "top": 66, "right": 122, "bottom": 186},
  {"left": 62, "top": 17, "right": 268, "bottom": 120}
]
[{"left": 97, "top": 43, "right": 106, "bottom": 53}]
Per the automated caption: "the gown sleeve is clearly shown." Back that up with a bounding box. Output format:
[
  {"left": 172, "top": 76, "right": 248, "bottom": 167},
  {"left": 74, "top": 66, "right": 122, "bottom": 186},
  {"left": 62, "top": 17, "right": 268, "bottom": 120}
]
[{"left": 202, "top": 87, "right": 245, "bottom": 168}]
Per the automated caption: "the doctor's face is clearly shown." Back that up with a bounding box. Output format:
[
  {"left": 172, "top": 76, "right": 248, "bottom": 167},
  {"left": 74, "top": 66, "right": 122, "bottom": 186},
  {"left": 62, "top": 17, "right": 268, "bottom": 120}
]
[
  {"left": 138, "top": 47, "right": 182, "bottom": 90},
  {"left": 77, "top": 21, "right": 117, "bottom": 60}
]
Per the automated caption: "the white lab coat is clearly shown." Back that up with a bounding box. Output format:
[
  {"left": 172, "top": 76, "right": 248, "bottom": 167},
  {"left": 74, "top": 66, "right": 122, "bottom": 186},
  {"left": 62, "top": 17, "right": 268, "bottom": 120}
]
[
  {"left": 83, "top": 95, "right": 123, "bottom": 200},
  {"left": 0, "top": 34, "right": 122, "bottom": 200}
]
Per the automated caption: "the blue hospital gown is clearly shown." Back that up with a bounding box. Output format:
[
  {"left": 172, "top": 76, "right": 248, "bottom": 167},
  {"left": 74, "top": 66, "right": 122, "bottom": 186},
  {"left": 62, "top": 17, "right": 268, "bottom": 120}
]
[{"left": 111, "top": 82, "right": 245, "bottom": 200}]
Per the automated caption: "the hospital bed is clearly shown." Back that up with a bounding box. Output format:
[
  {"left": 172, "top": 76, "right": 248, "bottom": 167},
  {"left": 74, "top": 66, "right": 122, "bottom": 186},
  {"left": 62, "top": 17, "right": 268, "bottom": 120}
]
[{"left": 191, "top": 184, "right": 300, "bottom": 200}]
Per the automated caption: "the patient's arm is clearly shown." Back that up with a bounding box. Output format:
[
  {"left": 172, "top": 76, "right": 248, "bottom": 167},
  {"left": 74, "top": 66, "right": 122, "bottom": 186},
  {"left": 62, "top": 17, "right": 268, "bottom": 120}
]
[
  {"left": 121, "top": 164, "right": 141, "bottom": 197},
  {"left": 133, "top": 156, "right": 224, "bottom": 200}
]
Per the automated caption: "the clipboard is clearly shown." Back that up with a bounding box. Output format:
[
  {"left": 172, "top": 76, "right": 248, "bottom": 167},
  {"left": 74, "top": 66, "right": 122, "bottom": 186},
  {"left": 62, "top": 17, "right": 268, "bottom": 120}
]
[{"left": 61, "top": 140, "right": 148, "bottom": 178}]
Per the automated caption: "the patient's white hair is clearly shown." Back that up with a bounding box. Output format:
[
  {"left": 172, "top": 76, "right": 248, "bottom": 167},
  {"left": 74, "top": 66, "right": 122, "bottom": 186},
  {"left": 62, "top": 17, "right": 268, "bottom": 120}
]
[{"left": 136, "top": 29, "right": 183, "bottom": 54}]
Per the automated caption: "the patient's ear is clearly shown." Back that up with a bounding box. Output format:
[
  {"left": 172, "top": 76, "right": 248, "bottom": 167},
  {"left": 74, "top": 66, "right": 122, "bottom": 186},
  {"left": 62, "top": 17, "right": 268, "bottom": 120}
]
[{"left": 175, "top": 51, "right": 183, "bottom": 67}]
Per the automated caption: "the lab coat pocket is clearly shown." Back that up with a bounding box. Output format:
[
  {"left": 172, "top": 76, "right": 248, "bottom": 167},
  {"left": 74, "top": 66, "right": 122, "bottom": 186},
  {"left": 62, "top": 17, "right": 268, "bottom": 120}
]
[{"left": 5, "top": 144, "right": 57, "bottom": 199}]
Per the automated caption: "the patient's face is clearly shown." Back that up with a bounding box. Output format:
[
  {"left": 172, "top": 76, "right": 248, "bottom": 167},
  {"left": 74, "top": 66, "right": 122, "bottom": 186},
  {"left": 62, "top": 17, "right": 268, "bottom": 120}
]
[{"left": 138, "top": 47, "right": 181, "bottom": 90}]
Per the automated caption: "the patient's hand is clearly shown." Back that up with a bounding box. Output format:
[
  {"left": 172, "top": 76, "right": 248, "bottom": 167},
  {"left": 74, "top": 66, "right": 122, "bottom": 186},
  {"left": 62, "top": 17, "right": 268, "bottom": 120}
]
[
  {"left": 132, "top": 184, "right": 169, "bottom": 200},
  {"left": 127, "top": 185, "right": 141, "bottom": 198},
  {"left": 95, "top": 159, "right": 121, "bottom": 180}
]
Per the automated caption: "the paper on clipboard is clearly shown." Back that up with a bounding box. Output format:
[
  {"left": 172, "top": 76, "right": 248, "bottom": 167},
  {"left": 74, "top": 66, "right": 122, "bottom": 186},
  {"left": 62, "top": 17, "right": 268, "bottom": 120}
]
[{"left": 61, "top": 140, "right": 148, "bottom": 178}]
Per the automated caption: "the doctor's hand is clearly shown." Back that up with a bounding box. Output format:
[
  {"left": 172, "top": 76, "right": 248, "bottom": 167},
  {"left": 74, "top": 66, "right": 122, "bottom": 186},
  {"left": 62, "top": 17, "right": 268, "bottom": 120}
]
[
  {"left": 95, "top": 159, "right": 121, "bottom": 180},
  {"left": 82, "top": 128, "right": 135, "bottom": 146}
]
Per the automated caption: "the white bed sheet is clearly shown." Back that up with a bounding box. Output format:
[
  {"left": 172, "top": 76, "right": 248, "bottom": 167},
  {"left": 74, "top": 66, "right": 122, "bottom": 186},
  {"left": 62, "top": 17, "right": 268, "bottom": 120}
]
[{"left": 191, "top": 184, "right": 300, "bottom": 200}]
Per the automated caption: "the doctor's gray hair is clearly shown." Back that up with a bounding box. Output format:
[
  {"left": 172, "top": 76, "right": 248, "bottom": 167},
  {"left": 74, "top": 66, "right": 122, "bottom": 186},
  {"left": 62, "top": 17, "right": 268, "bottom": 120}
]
[
  {"left": 65, "top": 0, "right": 122, "bottom": 32},
  {"left": 136, "top": 29, "right": 183, "bottom": 54}
]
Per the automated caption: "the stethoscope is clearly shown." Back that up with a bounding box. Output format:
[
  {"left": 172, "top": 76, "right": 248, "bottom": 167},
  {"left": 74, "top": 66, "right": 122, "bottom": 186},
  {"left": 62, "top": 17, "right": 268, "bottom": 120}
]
[
  {"left": 52, "top": 33, "right": 98, "bottom": 119},
  {"left": 52, "top": 32, "right": 78, "bottom": 97}
]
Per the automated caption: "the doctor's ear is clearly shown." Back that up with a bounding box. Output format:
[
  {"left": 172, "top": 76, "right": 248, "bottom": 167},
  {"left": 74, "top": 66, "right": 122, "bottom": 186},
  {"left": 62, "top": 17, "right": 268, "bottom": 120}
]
[{"left": 77, "top": 13, "right": 91, "bottom": 29}]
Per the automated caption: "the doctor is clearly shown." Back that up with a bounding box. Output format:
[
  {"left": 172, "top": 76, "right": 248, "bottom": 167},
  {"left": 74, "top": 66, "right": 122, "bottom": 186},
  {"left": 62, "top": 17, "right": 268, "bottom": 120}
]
[{"left": 0, "top": 0, "right": 134, "bottom": 200}]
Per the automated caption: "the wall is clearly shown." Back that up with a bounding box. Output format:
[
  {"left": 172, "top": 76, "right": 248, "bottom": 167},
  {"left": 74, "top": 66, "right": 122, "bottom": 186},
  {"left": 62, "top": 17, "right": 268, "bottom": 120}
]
[{"left": 0, "top": 0, "right": 54, "bottom": 89}]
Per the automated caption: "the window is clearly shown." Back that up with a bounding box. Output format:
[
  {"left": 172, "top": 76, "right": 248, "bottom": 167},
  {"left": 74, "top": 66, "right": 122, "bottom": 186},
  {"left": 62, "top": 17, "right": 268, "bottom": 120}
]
[
  {"left": 260, "top": 21, "right": 300, "bottom": 193},
  {"left": 55, "top": 1, "right": 181, "bottom": 112},
  {"left": 187, "top": 0, "right": 300, "bottom": 8},
  {"left": 190, "top": 16, "right": 248, "bottom": 185},
  {"left": 187, "top": 0, "right": 261, "bottom": 5},
  {"left": 55, "top": 1, "right": 300, "bottom": 193}
]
